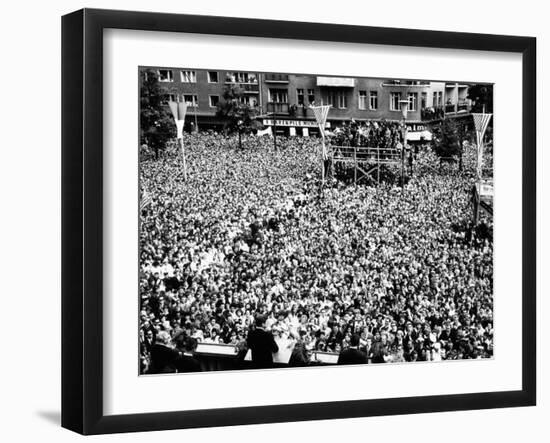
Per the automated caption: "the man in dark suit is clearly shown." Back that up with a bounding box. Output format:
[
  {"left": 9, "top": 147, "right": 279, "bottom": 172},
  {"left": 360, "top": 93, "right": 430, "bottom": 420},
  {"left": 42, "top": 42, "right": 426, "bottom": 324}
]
[
  {"left": 148, "top": 331, "right": 181, "bottom": 374},
  {"left": 175, "top": 337, "right": 202, "bottom": 373},
  {"left": 246, "top": 315, "right": 279, "bottom": 369},
  {"left": 337, "top": 334, "right": 368, "bottom": 365}
]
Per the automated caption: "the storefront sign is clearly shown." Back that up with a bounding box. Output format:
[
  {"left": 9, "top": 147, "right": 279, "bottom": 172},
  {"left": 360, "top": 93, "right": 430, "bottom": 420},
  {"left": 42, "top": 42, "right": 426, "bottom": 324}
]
[
  {"left": 263, "top": 119, "right": 330, "bottom": 128},
  {"left": 406, "top": 123, "right": 427, "bottom": 132}
]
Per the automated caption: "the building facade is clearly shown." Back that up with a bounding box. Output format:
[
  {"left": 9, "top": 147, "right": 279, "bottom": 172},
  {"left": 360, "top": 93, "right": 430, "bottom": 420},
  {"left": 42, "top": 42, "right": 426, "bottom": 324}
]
[{"left": 144, "top": 67, "right": 472, "bottom": 136}]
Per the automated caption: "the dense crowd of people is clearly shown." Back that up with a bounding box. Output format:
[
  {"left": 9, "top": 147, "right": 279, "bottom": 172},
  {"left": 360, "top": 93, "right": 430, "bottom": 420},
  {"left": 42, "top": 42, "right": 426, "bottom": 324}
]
[
  {"left": 139, "top": 131, "right": 493, "bottom": 374},
  {"left": 330, "top": 119, "right": 405, "bottom": 149},
  {"left": 420, "top": 107, "right": 446, "bottom": 121}
]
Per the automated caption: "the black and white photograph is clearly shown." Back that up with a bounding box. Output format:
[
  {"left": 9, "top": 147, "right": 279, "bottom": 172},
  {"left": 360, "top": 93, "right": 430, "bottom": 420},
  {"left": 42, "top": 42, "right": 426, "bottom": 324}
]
[
  {"left": 0, "top": 0, "right": 544, "bottom": 439},
  {"left": 138, "top": 67, "right": 494, "bottom": 375}
]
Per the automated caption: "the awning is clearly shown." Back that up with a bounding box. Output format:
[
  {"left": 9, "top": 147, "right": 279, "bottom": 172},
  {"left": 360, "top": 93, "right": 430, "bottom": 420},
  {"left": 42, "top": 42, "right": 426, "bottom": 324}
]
[
  {"left": 316, "top": 76, "right": 355, "bottom": 87},
  {"left": 407, "top": 130, "right": 432, "bottom": 141}
]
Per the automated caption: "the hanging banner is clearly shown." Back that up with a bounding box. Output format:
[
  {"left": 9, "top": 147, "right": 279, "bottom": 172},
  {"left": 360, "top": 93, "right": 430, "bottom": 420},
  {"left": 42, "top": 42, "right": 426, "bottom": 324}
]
[
  {"left": 472, "top": 113, "right": 492, "bottom": 135},
  {"left": 471, "top": 113, "right": 492, "bottom": 179},
  {"left": 168, "top": 101, "right": 187, "bottom": 139},
  {"left": 257, "top": 126, "right": 273, "bottom": 137},
  {"left": 310, "top": 105, "right": 332, "bottom": 160},
  {"left": 168, "top": 100, "right": 189, "bottom": 179}
]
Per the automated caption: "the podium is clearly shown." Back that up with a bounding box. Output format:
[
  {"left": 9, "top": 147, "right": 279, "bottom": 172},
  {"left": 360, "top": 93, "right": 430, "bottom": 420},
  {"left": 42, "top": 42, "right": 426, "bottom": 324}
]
[
  {"left": 192, "top": 341, "right": 341, "bottom": 371},
  {"left": 244, "top": 337, "right": 295, "bottom": 364},
  {"left": 194, "top": 343, "right": 241, "bottom": 371},
  {"left": 311, "top": 351, "right": 339, "bottom": 364}
]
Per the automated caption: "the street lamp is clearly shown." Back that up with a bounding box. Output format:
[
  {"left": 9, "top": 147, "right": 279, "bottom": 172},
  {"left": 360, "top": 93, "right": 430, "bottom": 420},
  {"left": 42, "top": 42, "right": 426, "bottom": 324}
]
[
  {"left": 399, "top": 98, "right": 410, "bottom": 189},
  {"left": 237, "top": 119, "right": 243, "bottom": 150}
]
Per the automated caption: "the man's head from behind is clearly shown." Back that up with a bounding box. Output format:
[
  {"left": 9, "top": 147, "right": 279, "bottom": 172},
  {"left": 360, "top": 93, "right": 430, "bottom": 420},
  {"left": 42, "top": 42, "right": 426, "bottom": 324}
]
[
  {"left": 350, "top": 334, "right": 361, "bottom": 348},
  {"left": 156, "top": 330, "right": 171, "bottom": 346},
  {"left": 184, "top": 337, "right": 198, "bottom": 353},
  {"left": 255, "top": 314, "right": 267, "bottom": 328}
]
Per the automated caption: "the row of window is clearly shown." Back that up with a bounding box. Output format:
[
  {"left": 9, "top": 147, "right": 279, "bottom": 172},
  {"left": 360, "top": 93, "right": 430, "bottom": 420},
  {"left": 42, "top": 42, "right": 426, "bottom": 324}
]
[
  {"left": 162, "top": 94, "right": 260, "bottom": 108},
  {"left": 155, "top": 70, "right": 446, "bottom": 112},
  {"left": 157, "top": 69, "right": 258, "bottom": 84},
  {"left": 162, "top": 93, "right": 219, "bottom": 108},
  {"left": 358, "top": 91, "right": 378, "bottom": 110},
  {"left": 332, "top": 91, "right": 441, "bottom": 112},
  {"left": 163, "top": 90, "right": 444, "bottom": 112},
  {"left": 395, "top": 91, "right": 444, "bottom": 110},
  {"left": 270, "top": 89, "right": 439, "bottom": 112}
]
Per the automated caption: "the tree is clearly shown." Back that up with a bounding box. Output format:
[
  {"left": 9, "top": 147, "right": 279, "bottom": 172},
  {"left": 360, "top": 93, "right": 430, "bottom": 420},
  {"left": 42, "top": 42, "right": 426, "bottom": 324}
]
[
  {"left": 467, "top": 84, "right": 493, "bottom": 113},
  {"left": 139, "top": 69, "right": 176, "bottom": 159},
  {"left": 431, "top": 118, "right": 472, "bottom": 169},
  {"left": 216, "top": 84, "right": 260, "bottom": 149}
]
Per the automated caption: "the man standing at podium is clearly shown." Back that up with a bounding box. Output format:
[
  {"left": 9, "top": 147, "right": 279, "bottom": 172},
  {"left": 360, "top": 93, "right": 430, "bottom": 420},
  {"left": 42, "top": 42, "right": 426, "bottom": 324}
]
[{"left": 247, "top": 315, "right": 279, "bottom": 369}]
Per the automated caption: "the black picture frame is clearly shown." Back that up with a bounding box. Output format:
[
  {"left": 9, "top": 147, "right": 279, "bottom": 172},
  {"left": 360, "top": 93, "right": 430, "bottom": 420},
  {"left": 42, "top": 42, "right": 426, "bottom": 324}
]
[{"left": 62, "top": 8, "right": 536, "bottom": 435}]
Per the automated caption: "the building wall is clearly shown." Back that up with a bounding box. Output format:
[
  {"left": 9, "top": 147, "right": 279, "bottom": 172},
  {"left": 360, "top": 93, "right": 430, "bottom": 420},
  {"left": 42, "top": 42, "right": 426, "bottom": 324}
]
[
  {"left": 145, "top": 67, "right": 263, "bottom": 130},
  {"left": 142, "top": 67, "right": 471, "bottom": 133}
]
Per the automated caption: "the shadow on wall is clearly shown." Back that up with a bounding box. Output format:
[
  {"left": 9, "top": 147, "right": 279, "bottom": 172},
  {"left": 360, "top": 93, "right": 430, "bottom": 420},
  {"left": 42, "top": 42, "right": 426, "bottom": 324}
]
[{"left": 36, "top": 410, "right": 60, "bottom": 426}]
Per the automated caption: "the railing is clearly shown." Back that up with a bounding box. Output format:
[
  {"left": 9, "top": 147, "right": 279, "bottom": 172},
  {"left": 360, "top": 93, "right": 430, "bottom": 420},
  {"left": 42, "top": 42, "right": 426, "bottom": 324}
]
[
  {"left": 445, "top": 104, "right": 456, "bottom": 113},
  {"left": 264, "top": 73, "right": 289, "bottom": 82},
  {"left": 240, "top": 83, "right": 259, "bottom": 93},
  {"left": 261, "top": 104, "right": 308, "bottom": 117},
  {"left": 445, "top": 102, "right": 471, "bottom": 113},
  {"left": 421, "top": 102, "right": 470, "bottom": 120},
  {"left": 421, "top": 106, "right": 445, "bottom": 121},
  {"left": 332, "top": 146, "right": 402, "bottom": 162},
  {"left": 224, "top": 74, "right": 259, "bottom": 85},
  {"left": 267, "top": 102, "right": 290, "bottom": 114},
  {"left": 296, "top": 104, "right": 310, "bottom": 117}
]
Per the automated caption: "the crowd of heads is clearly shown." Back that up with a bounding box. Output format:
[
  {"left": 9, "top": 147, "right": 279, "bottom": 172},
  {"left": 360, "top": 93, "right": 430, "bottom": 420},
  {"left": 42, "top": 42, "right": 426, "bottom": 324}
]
[
  {"left": 421, "top": 107, "right": 446, "bottom": 121},
  {"left": 139, "top": 130, "right": 493, "bottom": 373},
  {"left": 330, "top": 119, "right": 405, "bottom": 149}
]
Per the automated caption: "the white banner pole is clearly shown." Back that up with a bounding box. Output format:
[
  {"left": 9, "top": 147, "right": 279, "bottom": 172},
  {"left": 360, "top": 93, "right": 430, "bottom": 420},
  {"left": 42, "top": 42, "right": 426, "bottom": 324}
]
[
  {"left": 180, "top": 137, "right": 187, "bottom": 181},
  {"left": 476, "top": 130, "right": 484, "bottom": 180},
  {"left": 170, "top": 101, "right": 187, "bottom": 181},
  {"left": 174, "top": 119, "right": 186, "bottom": 180},
  {"left": 320, "top": 124, "right": 326, "bottom": 183},
  {"left": 310, "top": 105, "right": 331, "bottom": 184}
]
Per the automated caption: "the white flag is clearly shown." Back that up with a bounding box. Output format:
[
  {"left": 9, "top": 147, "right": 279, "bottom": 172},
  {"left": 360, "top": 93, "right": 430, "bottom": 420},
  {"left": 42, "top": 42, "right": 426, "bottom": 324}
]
[
  {"left": 471, "top": 113, "right": 492, "bottom": 179},
  {"left": 310, "top": 105, "right": 331, "bottom": 160},
  {"left": 168, "top": 101, "right": 188, "bottom": 139}
]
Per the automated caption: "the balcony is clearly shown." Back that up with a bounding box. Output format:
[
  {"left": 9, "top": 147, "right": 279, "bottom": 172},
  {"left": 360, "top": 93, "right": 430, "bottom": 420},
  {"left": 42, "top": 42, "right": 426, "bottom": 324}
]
[
  {"left": 445, "top": 104, "right": 456, "bottom": 113},
  {"left": 382, "top": 80, "right": 430, "bottom": 87},
  {"left": 421, "top": 106, "right": 445, "bottom": 121},
  {"left": 224, "top": 72, "right": 259, "bottom": 87},
  {"left": 221, "top": 81, "right": 259, "bottom": 94},
  {"left": 421, "top": 102, "right": 471, "bottom": 121},
  {"left": 240, "top": 83, "right": 260, "bottom": 94},
  {"left": 264, "top": 73, "right": 289, "bottom": 83},
  {"left": 266, "top": 102, "right": 290, "bottom": 115},
  {"left": 445, "top": 101, "right": 471, "bottom": 113}
]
